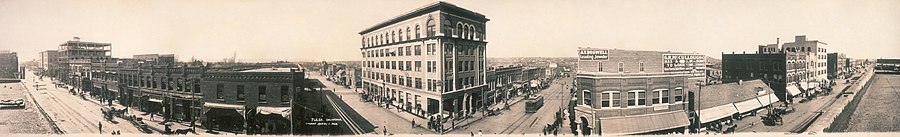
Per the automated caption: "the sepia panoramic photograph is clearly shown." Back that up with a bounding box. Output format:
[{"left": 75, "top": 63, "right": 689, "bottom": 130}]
[{"left": 1, "top": 0, "right": 899, "bottom": 136}]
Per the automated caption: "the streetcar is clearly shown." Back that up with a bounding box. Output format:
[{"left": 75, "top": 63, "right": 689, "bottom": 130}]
[{"left": 525, "top": 95, "right": 544, "bottom": 113}]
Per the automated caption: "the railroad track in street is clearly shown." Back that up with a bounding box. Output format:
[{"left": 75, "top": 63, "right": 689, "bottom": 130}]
[
  {"left": 326, "top": 94, "right": 365, "bottom": 134},
  {"left": 499, "top": 80, "right": 569, "bottom": 134}
]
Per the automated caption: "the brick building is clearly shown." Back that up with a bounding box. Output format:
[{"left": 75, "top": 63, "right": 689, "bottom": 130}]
[
  {"left": 573, "top": 47, "right": 703, "bottom": 135},
  {"left": 484, "top": 65, "right": 523, "bottom": 108},
  {"left": 38, "top": 50, "right": 59, "bottom": 76},
  {"left": 0, "top": 50, "right": 18, "bottom": 79},
  {"left": 358, "top": 1, "right": 489, "bottom": 119},
  {"left": 57, "top": 38, "right": 112, "bottom": 92},
  {"left": 723, "top": 36, "right": 828, "bottom": 102},
  {"left": 200, "top": 67, "right": 303, "bottom": 134}
]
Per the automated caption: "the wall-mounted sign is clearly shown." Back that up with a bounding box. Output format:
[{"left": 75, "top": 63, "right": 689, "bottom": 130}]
[{"left": 578, "top": 49, "right": 609, "bottom": 60}]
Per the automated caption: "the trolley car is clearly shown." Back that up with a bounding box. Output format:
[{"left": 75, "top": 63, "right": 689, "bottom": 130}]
[{"left": 525, "top": 95, "right": 544, "bottom": 113}]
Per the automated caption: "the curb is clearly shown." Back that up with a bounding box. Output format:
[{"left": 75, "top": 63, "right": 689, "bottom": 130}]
[{"left": 20, "top": 81, "right": 65, "bottom": 134}]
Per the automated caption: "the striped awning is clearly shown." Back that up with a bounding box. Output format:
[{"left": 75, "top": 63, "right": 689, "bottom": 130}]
[
  {"left": 698, "top": 104, "right": 739, "bottom": 123},
  {"left": 147, "top": 98, "right": 163, "bottom": 103},
  {"left": 599, "top": 111, "right": 690, "bottom": 135},
  {"left": 786, "top": 87, "right": 803, "bottom": 96},
  {"left": 203, "top": 102, "right": 245, "bottom": 110},
  {"left": 734, "top": 99, "right": 764, "bottom": 114},
  {"left": 257, "top": 106, "right": 291, "bottom": 118},
  {"left": 756, "top": 93, "right": 778, "bottom": 106}
]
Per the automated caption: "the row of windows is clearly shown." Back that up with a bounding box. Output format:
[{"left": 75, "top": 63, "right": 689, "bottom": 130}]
[
  {"left": 362, "top": 18, "right": 487, "bottom": 48},
  {"left": 215, "top": 84, "right": 290, "bottom": 103},
  {"left": 784, "top": 46, "right": 827, "bottom": 53},
  {"left": 584, "top": 88, "right": 684, "bottom": 108},
  {"left": 457, "top": 61, "right": 477, "bottom": 72},
  {"left": 456, "top": 76, "right": 477, "bottom": 90},
  {"left": 363, "top": 18, "right": 436, "bottom": 48},
  {"left": 364, "top": 60, "right": 424, "bottom": 72},
  {"left": 363, "top": 44, "right": 424, "bottom": 58},
  {"left": 123, "top": 75, "right": 200, "bottom": 93},
  {"left": 364, "top": 72, "right": 428, "bottom": 91},
  {"left": 597, "top": 62, "right": 643, "bottom": 73}
]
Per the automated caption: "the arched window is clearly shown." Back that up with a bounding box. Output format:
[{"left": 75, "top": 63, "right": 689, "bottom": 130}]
[
  {"left": 406, "top": 27, "right": 411, "bottom": 40},
  {"left": 442, "top": 19, "right": 452, "bottom": 36},
  {"left": 415, "top": 24, "right": 421, "bottom": 38},
  {"left": 391, "top": 31, "right": 395, "bottom": 43},
  {"left": 463, "top": 24, "right": 469, "bottom": 39},
  {"left": 456, "top": 23, "right": 463, "bottom": 37},
  {"left": 471, "top": 26, "right": 477, "bottom": 40},
  {"left": 398, "top": 29, "right": 403, "bottom": 41},
  {"left": 426, "top": 18, "right": 436, "bottom": 37},
  {"left": 468, "top": 25, "right": 475, "bottom": 39}
]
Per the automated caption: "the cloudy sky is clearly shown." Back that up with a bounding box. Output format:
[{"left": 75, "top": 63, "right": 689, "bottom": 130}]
[{"left": 1, "top": 0, "right": 898, "bottom": 62}]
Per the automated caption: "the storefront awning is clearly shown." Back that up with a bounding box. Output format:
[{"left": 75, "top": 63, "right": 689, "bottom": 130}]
[
  {"left": 756, "top": 93, "right": 778, "bottom": 106},
  {"left": 734, "top": 99, "right": 764, "bottom": 114},
  {"left": 257, "top": 106, "right": 291, "bottom": 118},
  {"left": 786, "top": 87, "right": 803, "bottom": 96},
  {"left": 148, "top": 98, "right": 163, "bottom": 103},
  {"left": 204, "top": 102, "right": 245, "bottom": 110},
  {"left": 698, "top": 104, "right": 739, "bottom": 123},
  {"left": 809, "top": 82, "right": 819, "bottom": 89},
  {"left": 800, "top": 83, "right": 810, "bottom": 90},
  {"left": 599, "top": 111, "right": 690, "bottom": 135}
]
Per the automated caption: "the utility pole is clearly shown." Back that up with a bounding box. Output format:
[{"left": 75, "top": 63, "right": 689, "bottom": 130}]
[{"left": 290, "top": 67, "right": 296, "bottom": 135}]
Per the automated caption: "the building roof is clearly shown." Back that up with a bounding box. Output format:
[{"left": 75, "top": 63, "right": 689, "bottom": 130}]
[
  {"left": 239, "top": 68, "right": 297, "bottom": 73},
  {"left": 688, "top": 79, "right": 775, "bottom": 110},
  {"left": 358, "top": 1, "right": 489, "bottom": 34},
  {"left": 61, "top": 40, "right": 111, "bottom": 46}
]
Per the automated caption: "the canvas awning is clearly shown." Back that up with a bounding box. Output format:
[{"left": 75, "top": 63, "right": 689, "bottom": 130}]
[
  {"left": 599, "top": 111, "right": 691, "bottom": 135},
  {"left": 786, "top": 87, "right": 803, "bottom": 96},
  {"left": 756, "top": 93, "right": 778, "bottom": 106},
  {"left": 203, "top": 102, "right": 245, "bottom": 110},
  {"left": 698, "top": 104, "right": 739, "bottom": 123},
  {"left": 147, "top": 98, "right": 163, "bottom": 103},
  {"left": 257, "top": 106, "right": 291, "bottom": 118},
  {"left": 734, "top": 99, "right": 764, "bottom": 114},
  {"left": 800, "top": 83, "right": 810, "bottom": 90}
]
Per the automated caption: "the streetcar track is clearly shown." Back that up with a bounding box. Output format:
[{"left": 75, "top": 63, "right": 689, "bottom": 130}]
[{"left": 500, "top": 79, "right": 569, "bottom": 134}]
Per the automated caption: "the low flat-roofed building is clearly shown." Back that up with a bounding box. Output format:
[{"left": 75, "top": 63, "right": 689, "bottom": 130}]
[{"left": 684, "top": 80, "right": 776, "bottom": 130}]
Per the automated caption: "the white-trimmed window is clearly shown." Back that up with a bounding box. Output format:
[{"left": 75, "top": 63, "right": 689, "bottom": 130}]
[
  {"left": 652, "top": 89, "right": 670, "bottom": 104},
  {"left": 674, "top": 87, "right": 684, "bottom": 102},
  {"left": 582, "top": 90, "right": 593, "bottom": 106},
  {"left": 639, "top": 62, "right": 645, "bottom": 72},
  {"left": 598, "top": 62, "right": 603, "bottom": 72},
  {"left": 600, "top": 91, "right": 620, "bottom": 108},
  {"left": 618, "top": 62, "right": 624, "bottom": 73},
  {"left": 627, "top": 90, "right": 646, "bottom": 106}
]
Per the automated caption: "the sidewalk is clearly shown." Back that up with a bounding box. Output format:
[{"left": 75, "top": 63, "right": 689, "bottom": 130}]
[
  {"left": 735, "top": 73, "right": 860, "bottom": 133},
  {"left": 310, "top": 73, "right": 433, "bottom": 135},
  {"left": 81, "top": 93, "right": 211, "bottom": 135},
  {"left": 806, "top": 70, "right": 875, "bottom": 133}
]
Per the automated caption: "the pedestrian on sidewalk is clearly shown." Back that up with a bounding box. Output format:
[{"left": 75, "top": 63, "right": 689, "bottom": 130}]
[
  {"left": 411, "top": 119, "right": 415, "bottom": 128},
  {"left": 98, "top": 121, "right": 103, "bottom": 133},
  {"left": 383, "top": 127, "right": 387, "bottom": 135}
]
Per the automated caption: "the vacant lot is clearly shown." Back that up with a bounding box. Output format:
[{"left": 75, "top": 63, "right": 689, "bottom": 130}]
[
  {"left": 848, "top": 74, "right": 900, "bottom": 132},
  {"left": 0, "top": 83, "right": 55, "bottom": 134}
]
